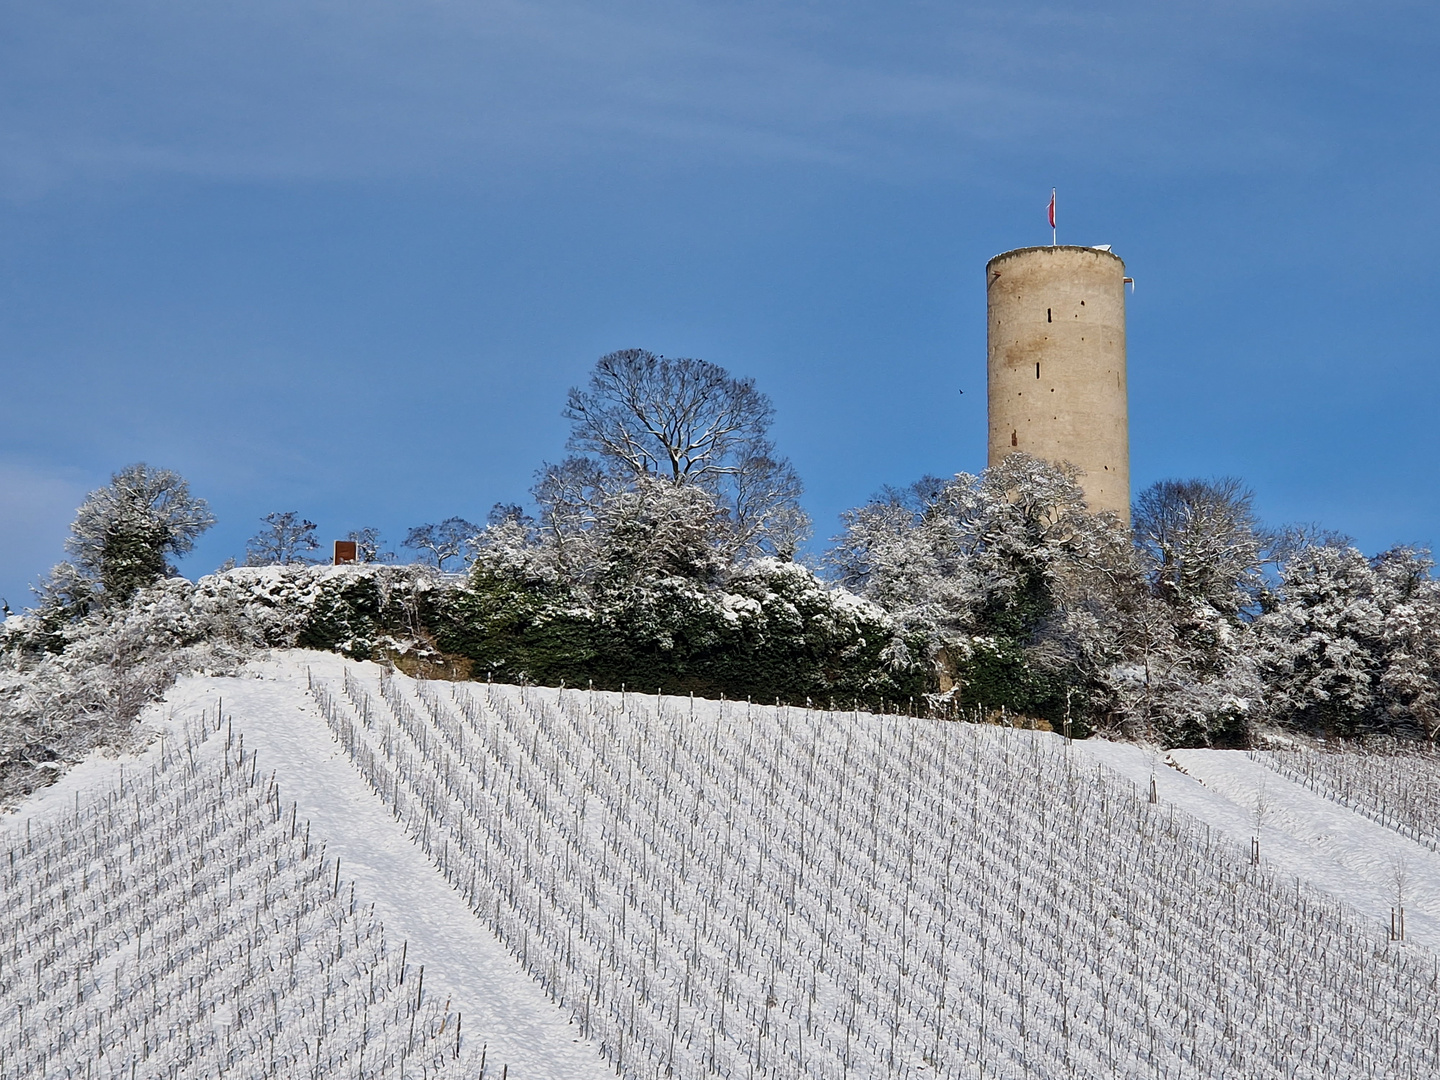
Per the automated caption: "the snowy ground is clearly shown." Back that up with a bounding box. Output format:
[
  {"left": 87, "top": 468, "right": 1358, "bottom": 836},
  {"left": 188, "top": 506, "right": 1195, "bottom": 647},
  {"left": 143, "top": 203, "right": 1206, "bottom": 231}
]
[
  {"left": 249, "top": 656, "right": 604, "bottom": 1078},
  {"left": 5, "top": 652, "right": 606, "bottom": 1079},
  {"left": 1070, "top": 738, "right": 1440, "bottom": 948},
  {"left": 186, "top": 655, "right": 605, "bottom": 1079},
  {"left": 10, "top": 652, "right": 1440, "bottom": 1078}
]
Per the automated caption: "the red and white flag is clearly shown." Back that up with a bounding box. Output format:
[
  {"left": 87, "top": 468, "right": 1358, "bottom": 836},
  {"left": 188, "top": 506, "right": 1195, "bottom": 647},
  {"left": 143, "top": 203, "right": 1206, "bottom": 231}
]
[{"left": 1047, "top": 189, "right": 1056, "bottom": 230}]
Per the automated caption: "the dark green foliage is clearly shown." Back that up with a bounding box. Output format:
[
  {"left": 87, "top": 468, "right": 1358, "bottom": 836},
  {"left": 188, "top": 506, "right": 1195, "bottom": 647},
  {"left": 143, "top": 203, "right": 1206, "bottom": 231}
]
[
  {"left": 432, "top": 572, "right": 599, "bottom": 682},
  {"left": 953, "top": 638, "right": 1087, "bottom": 732},
  {"left": 96, "top": 518, "right": 172, "bottom": 603},
  {"left": 432, "top": 561, "right": 925, "bottom": 708},
  {"left": 292, "top": 573, "right": 394, "bottom": 658},
  {"left": 957, "top": 559, "right": 1080, "bottom": 722},
  {"left": 188, "top": 566, "right": 441, "bottom": 662},
  {"left": 975, "top": 563, "right": 1052, "bottom": 642},
  {"left": 63, "top": 464, "right": 215, "bottom": 608}
]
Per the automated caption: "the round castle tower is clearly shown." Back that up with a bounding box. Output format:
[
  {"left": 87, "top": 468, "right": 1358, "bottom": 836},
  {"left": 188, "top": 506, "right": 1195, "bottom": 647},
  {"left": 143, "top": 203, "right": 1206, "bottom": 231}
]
[{"left": 986, "top": 245, "right": 1130, "bottom": 524}]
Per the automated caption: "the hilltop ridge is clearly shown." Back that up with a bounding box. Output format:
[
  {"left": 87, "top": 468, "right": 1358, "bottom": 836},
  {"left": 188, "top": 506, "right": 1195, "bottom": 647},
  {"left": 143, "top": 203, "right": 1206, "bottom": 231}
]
[{"left": 7, "top": 653, "right": 1440, "bottom": 1077}]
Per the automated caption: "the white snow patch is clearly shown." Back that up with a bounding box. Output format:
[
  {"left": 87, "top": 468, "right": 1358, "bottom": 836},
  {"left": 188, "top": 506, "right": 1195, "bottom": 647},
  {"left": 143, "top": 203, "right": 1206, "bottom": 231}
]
[
  {"left": 1073, "top": 736, "right": 1440, "bottom": 947},
  {"left": 7, "top": 650, "right": 605, "bottom": 1079},
  {"left": 197, "top": 653, "right": 606, "bottom": 1079}
]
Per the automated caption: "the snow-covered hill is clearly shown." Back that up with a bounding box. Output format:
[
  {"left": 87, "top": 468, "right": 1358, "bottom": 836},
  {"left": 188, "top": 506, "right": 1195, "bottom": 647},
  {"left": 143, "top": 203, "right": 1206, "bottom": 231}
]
[
  {"left": 1072, "top": 737, "right": 1440, "bottom": 951},
  {"left": 7, "top": 652, "right": 1440, "bottom": 1078}
]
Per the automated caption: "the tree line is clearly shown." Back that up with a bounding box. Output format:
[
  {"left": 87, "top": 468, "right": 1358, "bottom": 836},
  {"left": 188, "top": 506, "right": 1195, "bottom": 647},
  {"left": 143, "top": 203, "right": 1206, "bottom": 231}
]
[{"left": 9, "top": 347, "right": 1440, "bottom": 748}]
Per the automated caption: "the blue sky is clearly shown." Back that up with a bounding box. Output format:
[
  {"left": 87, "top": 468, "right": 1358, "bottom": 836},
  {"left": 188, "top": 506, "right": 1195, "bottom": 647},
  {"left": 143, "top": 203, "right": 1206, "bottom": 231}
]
[{"left": 2, "top": 0, "right": 1437, "bottom": 605}]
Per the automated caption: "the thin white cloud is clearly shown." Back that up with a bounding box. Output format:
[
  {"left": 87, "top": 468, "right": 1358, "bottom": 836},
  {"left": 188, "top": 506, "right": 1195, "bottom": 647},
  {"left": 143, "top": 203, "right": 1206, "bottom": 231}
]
[{"left": 0, "top": 0, "right": 1373, "bottom": 195}]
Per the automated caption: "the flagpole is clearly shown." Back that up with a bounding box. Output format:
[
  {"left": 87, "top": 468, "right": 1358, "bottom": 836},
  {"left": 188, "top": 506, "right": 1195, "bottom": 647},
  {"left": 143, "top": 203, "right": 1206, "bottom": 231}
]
[{"left": 1052, "top": 188, "right": 1057, "bottom": 247}]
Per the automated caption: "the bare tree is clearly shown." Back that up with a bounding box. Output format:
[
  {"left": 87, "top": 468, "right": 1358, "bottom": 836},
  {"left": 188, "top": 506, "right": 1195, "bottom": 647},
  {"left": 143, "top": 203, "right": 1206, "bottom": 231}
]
[
  {"left": 1252, "top": 779, "right": 1270, "bottom": 833},
  {"left": 403, "top": 518, "right": 479, "bottom": 572},
  {"left": 246, "top": 513, "right": 319, "bottom": 566},
  {"left": 345, "top": 527, "right": 395, "bottom": 564},
  {"left": 1133, "top": 478, "right": 1271, "bottom": 619},
  {"left": 564, "top": 349, "right": 775, "bottom": 484},
  {"left": 557, "top": 349, "right": 809, "bottom": 559},
  {"left": 531, "top": 457, "right": 608, "bottom": 576},
  {"left": 730, "top": 450, "right": 808, "bottom": 559}
]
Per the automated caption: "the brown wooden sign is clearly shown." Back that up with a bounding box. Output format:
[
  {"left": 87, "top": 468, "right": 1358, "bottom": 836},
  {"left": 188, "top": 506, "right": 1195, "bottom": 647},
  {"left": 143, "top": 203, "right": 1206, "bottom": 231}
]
[{"left": 333, "top": 540, "right": 358, "bottom": 565}]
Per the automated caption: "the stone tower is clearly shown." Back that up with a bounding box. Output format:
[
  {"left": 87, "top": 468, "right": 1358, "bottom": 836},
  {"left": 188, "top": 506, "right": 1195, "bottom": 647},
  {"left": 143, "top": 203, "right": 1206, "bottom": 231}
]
[{"left": 986, "top": 245, "right": 1130, "bottom": 523}]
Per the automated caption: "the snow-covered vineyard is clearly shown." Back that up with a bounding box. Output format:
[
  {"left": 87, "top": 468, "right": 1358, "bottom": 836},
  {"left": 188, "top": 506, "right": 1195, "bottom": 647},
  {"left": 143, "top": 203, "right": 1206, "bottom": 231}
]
[
  {"left": 306, "top": 666, "right": 1440, "bottom": 1080},
  {"left": 7, "top": 655, "right": 1440, "bottom": 1079},
  {"left": 0, "top": 708, "right": 474, "bottom": 1078},
  {"left": 1257, "top": 740, "right": 1440, "bottom": 852}
]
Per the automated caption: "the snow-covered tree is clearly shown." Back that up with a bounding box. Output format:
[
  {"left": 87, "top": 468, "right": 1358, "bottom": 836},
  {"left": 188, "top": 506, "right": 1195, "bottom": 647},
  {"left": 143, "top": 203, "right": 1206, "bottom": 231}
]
[
  {"left": 1, "top": 576, "right": 250, "bottom": 801},
  {"left": 560, "top": 348, "right": 809, "bottom": 559},
  {"left": 1253, "top": 543, "right": 1387, "bottom": 732},
  {"left": 529, "top": 457, "right": 608, "bottom": 580},
  {"left": 1373, "top": 548, "right": 1440, "bottom": 737},
  {"left": 831, "top": 454, "right": 1131, "bottom": 721},
  {"left": 830, "top": 458, "right": 1275, "bottom": 742},
  {"left": 345, "top": 527, "right": 395, "bottom": 564},
  {"left": 592, "top": 475, "right": 730, "bottom": 588},
  {"left": 1105, "top": 478, "right": 1276, "bottom": 745},
  {"left": 30, "top": 561, "right": 101, "bottom": 627},
  {"left": 474, "top": 473, "right": 733, "bottom": 590},
  {"left": 1254, "top": 543, "right": 1440, "bottom": 737},
  {"left": 1099, "top": 608, "right": 1261, "bottom": 747},
  {"left": 1132, "top": 478, "right": 1271, "bottom": 619},
  {"left": 728, "top": 445, "right": 809, "bottom": 559},
  {"left": 403, "top": 517, "right": 479, "bottom": 572},
  {"left": 246, "top": 512, "right": 319, "bottom": 566},
  {"left": 58, "top": 464, "right": 215, "bottom": 607},
  {"left": 828, "top": 474, "right": 983, "bottom": 657}
]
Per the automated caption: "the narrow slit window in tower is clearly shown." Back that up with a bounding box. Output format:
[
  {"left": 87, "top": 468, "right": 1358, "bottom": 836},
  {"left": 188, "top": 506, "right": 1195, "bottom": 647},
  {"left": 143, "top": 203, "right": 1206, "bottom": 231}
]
[
  {"left": 1036, "top": 363, "right": 1041, "bottom": 379},
  {"left": 1046, "top": 308, "right": 1052, "bottom": 323}
]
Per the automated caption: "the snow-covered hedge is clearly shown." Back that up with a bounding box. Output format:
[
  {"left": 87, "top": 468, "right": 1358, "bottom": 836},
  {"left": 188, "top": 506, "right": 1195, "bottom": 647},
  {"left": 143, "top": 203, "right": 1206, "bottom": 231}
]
[
  {"left": 435, "top": 556, "right": 929, "bottom": 707},
  {"left": 187, "top": 563, "right": 442, "bottom": 657},
  {"left": 0, "top": 578, "right": 247, "bottom": 803},
  {"left": 1, "top": 558, "right": 926, "bottom": 804},
  {"left": 0, "top": 564, "right": 445, "bottom": 804}
]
